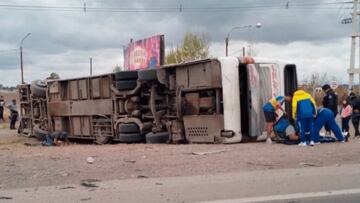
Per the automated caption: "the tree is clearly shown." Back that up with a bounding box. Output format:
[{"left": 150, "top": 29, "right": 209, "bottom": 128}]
[
  {"left": 47, "top": 72, "right": 60, "bottom": 80},
  {"left": 302, "top": 72, "right": 346, "bottom": 106},
  {"left": 113, "top": 65, "right": 122, "bottom": 73},
  {"left": 303, "top": 72, "right": 331, "bottom": 94},
  {"left": 166, "top": 32, "right": 210, "bottom": 64}
]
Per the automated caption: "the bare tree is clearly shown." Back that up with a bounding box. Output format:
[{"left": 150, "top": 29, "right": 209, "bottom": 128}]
[{"left": 303, "top": 72, "right": 332, "bottom": 93}]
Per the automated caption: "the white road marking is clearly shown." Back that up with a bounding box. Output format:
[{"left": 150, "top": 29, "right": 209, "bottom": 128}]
[{"left": 198, "top": 188, "right": 360, "bottom": 203}]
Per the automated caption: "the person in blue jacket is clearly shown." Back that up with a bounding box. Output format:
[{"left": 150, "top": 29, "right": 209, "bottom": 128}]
[
  {"left": 292, "top": 89, "right": 317, "bottom": 146},
  {"left": 312, "top": 108, "right": 345, "bottom": 143}
]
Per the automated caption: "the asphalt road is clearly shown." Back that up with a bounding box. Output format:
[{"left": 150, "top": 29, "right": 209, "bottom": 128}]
[{"left": 1, "top": 164, "right": 360, "bottom": 203}]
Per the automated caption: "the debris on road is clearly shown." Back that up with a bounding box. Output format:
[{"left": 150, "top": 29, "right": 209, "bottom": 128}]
[
  {"left": 0, "top": 196, "right": 13, "bottom": 200},
  {"left": 81, "top": 179, "right": 100, "bottom": 188},
  {"left": 124, "top": 159, "right": 136, "bottom": 163},
  {"left": 0, "top": 147, "right": 10, "bottom": 150},
  {"left": 60, "top": 172, "right": 69, "bottom": 177},
  {"left": 59, "top": 186, "right": 76, "bottom": 190},
  {"left": 86, "top": 157, "right": 95, "bottom": 164},
  {"left": 189, "top": 149, "right": 230, "bottom": 156},
  {"left": 24, "top": 142, "right": 40, "bottom": 147},
  {"left": 246, "top": 162, "right": 274, "bottom": 167},
  {"left": 80, "top": 197, "right": 92, "bottom": 201},
  {"left": 50, "top": 157, "right": 60, "bottom": 161},
  {"left": 299, "top": 162, "right": 322, "bottom": 167},
  {"left": 137, "top": 175, "right": 148, "bottom": 179}
]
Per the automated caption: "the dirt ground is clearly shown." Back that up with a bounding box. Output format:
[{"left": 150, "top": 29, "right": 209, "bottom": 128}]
[{"left": 1, "top": 124, "right": 360, "bottom": 191}]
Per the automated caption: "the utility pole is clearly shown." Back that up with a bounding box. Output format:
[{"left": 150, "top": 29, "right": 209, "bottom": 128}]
[
  {"left": 20, "top": 33, "right": 31, "bottom": 84},
  {"left": 90, "top": 57, "right": 93, "bottom": 76},
  {"left": 348, "top": 0, "right": 359, "bottom": 90},
  {"left": 20, "top": 46, "right": 23, "bottom": 83}
]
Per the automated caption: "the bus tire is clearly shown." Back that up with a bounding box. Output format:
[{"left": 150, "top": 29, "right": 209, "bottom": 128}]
[
  {"left": 30, "top": 80, "right": 47, "bottom": 97},
  {"left": 95, "top": 135, "right": 111, "bottom": 145},
  {"left": 114, "top": 71, "right": 138, "bottom": 81},
  {"left": 145, "top": 132, "right": 169, "bottom": 144},
  {"left": 138, "top": 69, "right": 157, "bottom": 81},
  {"left": 118, "top": 133, "right": 144, "bottom": 143},
  {"left": 116, "top": 80, "right": 137, "bottom": 90},
  {"left": 118, "top": 123, "right": 140, "bottom": 133}
]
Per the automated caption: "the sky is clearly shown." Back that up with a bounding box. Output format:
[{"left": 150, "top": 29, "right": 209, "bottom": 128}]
[{"left": 0, "top": 0, "right": 356, "bottom": 86}]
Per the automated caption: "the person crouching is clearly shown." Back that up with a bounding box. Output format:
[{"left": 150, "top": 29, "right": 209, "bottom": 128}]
[
  {"left": 312, "top": 107, "right": 345, "bottom": 143},
  {"left": 262, "top": 95, "right": 292, "bottom": 144}
]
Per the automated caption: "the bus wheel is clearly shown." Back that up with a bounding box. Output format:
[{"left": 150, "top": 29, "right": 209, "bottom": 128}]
[
  {"left": 30, "top": 80, "right": 47, "bottom": 97},
  {"left": 145, "top": 132, "right": 169, "bottom": 144},
  {"left": 138, "top": 69, "right": 157, "bottom": 81},
  {"left": 118, "top": 123, "right": 140, "bottom": 133},
  {"left": 118, "top": 133, "right": 144, "bottom": 143},
  {"left": 116, "top": 80, "right": 137, "bottom": 90},
  {"left": 95, "top": 134, "right": 111, "bottom": 145},
  {"left": 114, "top": 71, "right": 138, "bottom": 80}
]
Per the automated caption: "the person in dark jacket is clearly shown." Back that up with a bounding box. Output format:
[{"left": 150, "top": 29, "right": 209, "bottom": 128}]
[
  {"left": 349, "top": 92, "right": 360, "bottom": 137},
  {"left": 6, "top": 99, "right": 18, "bottom": 130},
  {"left": 0, "top": 96, "right": 4, "bottom": 122},
  {"left": 312, "top": 108, "right": 344, "bottom": 143},
  {"left": 322, "top": 84, "right": 338, "bottom": 135}
]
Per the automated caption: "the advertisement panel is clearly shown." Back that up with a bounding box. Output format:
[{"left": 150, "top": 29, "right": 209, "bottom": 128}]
[{"left": 124, "top": 35, "right": 164, "bottom": 70}]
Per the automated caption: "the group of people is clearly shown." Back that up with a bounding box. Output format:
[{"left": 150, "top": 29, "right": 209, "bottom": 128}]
[
  {"left": 263, "top": 84, "right": 349, "bottom": 146},
  {"left": 0, "top": 95, "right": 18, "bottom": 129}
]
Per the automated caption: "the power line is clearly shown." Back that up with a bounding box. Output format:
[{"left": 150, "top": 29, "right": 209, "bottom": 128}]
[
  {"left": 0, "top": 49, "right": 18, "bottom": 53},
  {"left": 0, "top": 1, "right": 352, "bottom": 13}
]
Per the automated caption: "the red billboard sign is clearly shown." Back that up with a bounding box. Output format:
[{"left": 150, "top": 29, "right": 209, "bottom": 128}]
[{"left": 124, "top": 35, "right": 164, "bottom": 70}]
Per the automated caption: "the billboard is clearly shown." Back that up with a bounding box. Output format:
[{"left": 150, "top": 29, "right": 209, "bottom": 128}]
[{"left": 124, "top": 35, "right": 164, "bottom": 70}]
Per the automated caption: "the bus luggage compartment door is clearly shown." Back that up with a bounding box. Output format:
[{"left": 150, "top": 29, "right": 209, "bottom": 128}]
[{"left": 183, "top": 115, "right": 224, "bottom": 143}]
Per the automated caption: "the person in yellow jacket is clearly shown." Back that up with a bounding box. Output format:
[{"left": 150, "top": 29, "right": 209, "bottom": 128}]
[{"left": 292, "top": 89, "right": 317, "bottom": 146}]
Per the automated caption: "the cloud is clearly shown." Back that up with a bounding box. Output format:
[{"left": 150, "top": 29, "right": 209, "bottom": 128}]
[
  {"left": 210, "top": 37, "right": 351, "bottom": 84},
  {"left": 0, "top": 0, "right": 354, "bottom": 86}
]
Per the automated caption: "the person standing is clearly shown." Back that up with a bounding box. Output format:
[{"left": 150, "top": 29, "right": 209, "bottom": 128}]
[
  {"left": 292, "top": 89, "right": 317, "bottom": 146},
  {"left": 0, "top": 96, "right": 4, "bottom": 122},
  {"left": 6, "top": 99, "right": 18, "bottom": 130},
  {"left": 340, "top": 99, "right": 352, "bottom": 141},
  {"left": 262, "top": 95, "right": 291, "bottom": 144},
  {"left": 322, "top": 84, "right": 338, "bottom": 135},
  {"left": 349, "top": 92, "right": 360, "bottom": 137},
  {"left": 313, "top": 108, "right": 345, "bottom": 143}
]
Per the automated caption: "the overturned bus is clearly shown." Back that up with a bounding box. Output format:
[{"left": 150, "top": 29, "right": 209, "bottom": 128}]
[{"left": 18, "top": 57, "right": 297, "bottom": 144}]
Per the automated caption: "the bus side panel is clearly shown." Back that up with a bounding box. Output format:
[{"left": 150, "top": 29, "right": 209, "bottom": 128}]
[{"left": 218, "top": 57, "right": 242, "bottom": 144}]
